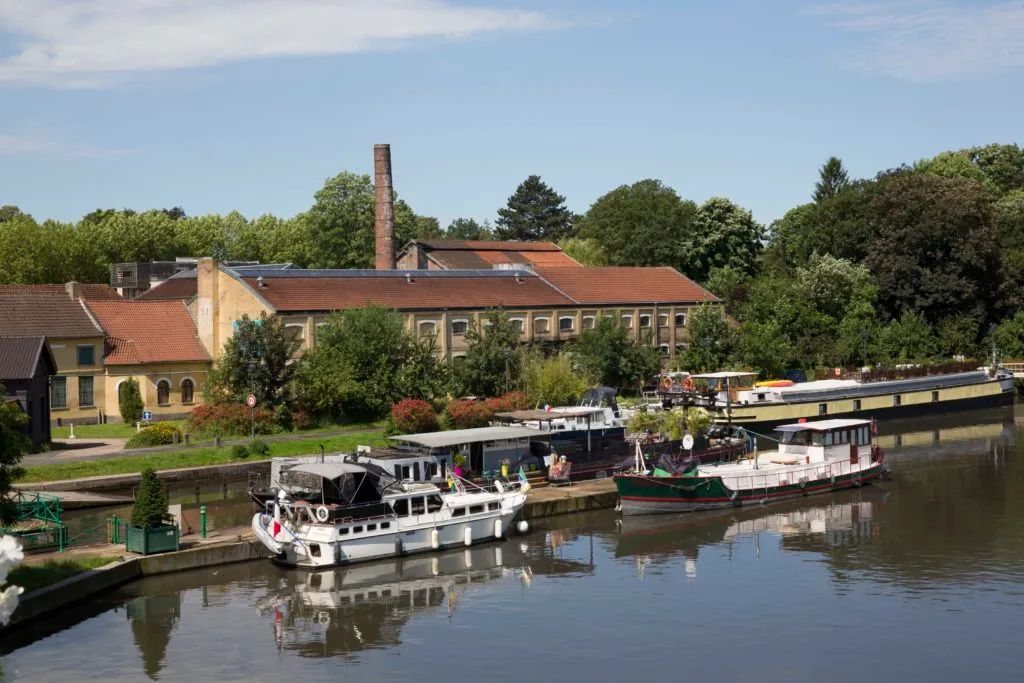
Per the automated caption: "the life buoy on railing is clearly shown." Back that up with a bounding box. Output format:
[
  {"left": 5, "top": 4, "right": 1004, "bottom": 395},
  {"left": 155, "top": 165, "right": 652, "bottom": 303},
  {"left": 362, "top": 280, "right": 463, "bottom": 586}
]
[
  {"left": 314, "top": 506, "right": 330, "bottom": 523},
  {"left": 661, "top": 376, "right": 674, "bottom": 390},
  {"left": 683, "top": 378, "right": 695, "bottom": 392}
]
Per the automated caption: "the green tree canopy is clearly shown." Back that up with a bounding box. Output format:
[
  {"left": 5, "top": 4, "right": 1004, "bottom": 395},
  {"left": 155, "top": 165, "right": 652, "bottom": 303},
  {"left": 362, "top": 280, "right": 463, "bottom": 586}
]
[
  {"left": 572, "top": 316, "right": 661, "bottom": 390},
  {"left": 578, "top": 179, "right": 697, "bottom": 273},
  {"left": 679, "top": 303, "right": 733, "bottom": 372},
  {"left": 454, "top": 309, "right": 523, "bottom": 397},
  {"left": 558, "top": 237, "right": 608, "bottom": 266},
  {"left": 688, "top": 197, "right": 764, "bottom": 282},
  {"left": 813, "top": 156, "right": 850, "bottom": 203},
  {"left": 119, "top": 378, "right": 145, "bottom": 424},
  {"left": 207, "top": 312, "right": 301, "bottom": 408},
  {"left": 445, "top": 217, "right": 494, "bottom": 241},
  {"left": 495, "top": 175, "right": 575, "bottom": 242},
  {"left": 0, "top": 385, "right": 28, "bottom": 524}
]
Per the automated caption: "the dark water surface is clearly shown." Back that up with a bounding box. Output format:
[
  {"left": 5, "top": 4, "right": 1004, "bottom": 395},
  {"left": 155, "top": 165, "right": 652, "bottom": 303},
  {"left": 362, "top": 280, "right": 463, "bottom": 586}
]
[{"left": 4, "top": 406, "right": 1024, "bottom": 682}]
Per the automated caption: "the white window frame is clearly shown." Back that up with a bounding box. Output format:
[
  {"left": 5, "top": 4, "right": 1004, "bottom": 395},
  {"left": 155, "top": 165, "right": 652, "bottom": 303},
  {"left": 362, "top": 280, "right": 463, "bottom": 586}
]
[
  {"left": 657, "top": 313, "right": 669, "bottom": 328},
  {"left": 284, "top": 323, "right": 306, "bottom": 340},
  {"left": 508, "top": 317, "right": 526, "bottom": 333},
  {"left": 582, "top": 315, "right": 596, "bottom": 329},
  {"left": 418, "top": 320, "right": 438, "bottom": 336},
  {"left": 451, "top": 318, "right": 469, "bottom": 335},
  {"left": 639, "top": 313, "right": 652, "bottom": 328},
  {"left": 533, "top": 317, "right": 550, "bottom": 334},
  {"left": 658, "top": 344, "right": 670, "bottom": 356},
  {"left": 675, "top": 312, "right": 687, "bottom": 327},
  {"left": 620, "top": 314, "right": 633, "bottom": 329},
  {"left": 558, "top": 316, "right": 575, "bottom": 332}
]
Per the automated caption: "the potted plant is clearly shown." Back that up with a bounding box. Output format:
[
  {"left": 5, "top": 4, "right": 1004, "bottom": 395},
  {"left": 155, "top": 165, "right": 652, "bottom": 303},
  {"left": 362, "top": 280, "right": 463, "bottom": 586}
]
[{"left": 125, "top": 468, "right": 180, "bottom": 555}]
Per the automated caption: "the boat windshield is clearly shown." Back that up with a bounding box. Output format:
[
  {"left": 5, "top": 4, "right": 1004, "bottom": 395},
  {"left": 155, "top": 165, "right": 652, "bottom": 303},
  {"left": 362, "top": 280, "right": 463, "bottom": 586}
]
[{"left": 780, "top": 430, "right": 824, "bottom": 447}]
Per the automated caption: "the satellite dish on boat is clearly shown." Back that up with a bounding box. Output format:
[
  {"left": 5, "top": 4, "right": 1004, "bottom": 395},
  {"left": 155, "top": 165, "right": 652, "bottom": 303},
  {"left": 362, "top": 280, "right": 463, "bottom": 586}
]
[{"left": 682, "top": 434, "right": 694, "bottom": 451}]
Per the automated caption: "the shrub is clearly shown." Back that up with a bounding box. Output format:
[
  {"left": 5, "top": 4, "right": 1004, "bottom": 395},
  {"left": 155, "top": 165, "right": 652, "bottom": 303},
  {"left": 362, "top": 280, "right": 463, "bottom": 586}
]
[
  {"left": 125, "top": 422, "right": 181, "bottom": 449},
  {"left": 290, "top": 410, "right": 310, "bottom": 431},
  {"left": 444, "top": 399, "right": 493, "bottom": 429},
  {"left": 231, "top": 444, "right": 249, "bottom": 459},
  {"left": 131, "top": 468, "right": 169, "bottom": 529},
  {"left": 627, "top": 410, "right": 663, "bottom": 436},
  {"left": 118, "top": 379, "right": 144, "bottom": 424},
  {"left": 390, "top": 399, "right": 440, "bottom": 434},
  {"left": 443, "top": 392, "right": 530, "bottom": 430},
  {"left": 248, "top": 439, "right": 270, "bottom": 458},
  {"left": 186, "top": 403, "right": 279, "bottom": 436}
]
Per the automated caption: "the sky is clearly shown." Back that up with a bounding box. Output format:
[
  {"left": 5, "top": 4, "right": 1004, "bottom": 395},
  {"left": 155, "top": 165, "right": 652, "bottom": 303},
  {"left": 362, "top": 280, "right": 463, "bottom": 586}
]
[{"left": 1, "top": 0, "right": 1023, "bottom": 230}]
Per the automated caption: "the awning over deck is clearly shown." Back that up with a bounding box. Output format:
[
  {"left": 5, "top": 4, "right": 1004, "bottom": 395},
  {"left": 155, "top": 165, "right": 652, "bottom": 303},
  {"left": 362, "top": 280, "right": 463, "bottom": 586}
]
[
  {"left": 388, "top": 426, "right": 540, "bottom": 449},
  {"left": 494, "top": 408, "right": 603, "bottom": 422}
]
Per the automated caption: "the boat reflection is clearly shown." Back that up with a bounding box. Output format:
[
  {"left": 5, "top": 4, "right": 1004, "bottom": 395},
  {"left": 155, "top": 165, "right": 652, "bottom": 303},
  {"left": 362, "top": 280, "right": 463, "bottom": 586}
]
[
  {"left": 615, "top": 489, "right": 889, "bottom": 580},
  {"left": 254, "top": 540, "right": 594, "bottom": 659}
]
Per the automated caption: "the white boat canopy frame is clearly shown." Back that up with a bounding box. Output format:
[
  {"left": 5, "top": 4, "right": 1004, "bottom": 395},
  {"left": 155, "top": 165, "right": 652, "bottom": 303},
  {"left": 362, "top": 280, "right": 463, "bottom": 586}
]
[
  {"left": 774, "top": 419, "right": 873, "bottom": 433},
  {"left": 690, "top": 371, "right": 760, "bottom": 379}
]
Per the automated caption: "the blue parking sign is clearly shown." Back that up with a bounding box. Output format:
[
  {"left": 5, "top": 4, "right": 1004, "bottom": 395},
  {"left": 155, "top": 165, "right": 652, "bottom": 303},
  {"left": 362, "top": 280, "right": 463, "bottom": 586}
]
[{"left": 142, "top": 410, "right": 153, "bottom": 422}]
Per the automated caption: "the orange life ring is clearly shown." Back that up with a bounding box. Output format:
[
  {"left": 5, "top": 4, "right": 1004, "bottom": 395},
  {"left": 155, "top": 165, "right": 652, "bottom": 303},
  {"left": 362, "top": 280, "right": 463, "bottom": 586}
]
[
  {"left": 683, "top": 378, "right": 694, "bottom": 392},
  {"left": 661, "top": 376, "right": 674, "bottom": 390}
]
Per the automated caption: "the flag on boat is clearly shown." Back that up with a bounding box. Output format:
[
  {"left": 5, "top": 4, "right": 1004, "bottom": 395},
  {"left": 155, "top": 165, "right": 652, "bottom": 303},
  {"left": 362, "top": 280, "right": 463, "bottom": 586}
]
[
  {"left": 543, "top": 404, "right": 551, "bottom": 412},
  {"left": 518, "top": 466, "right": 531, "bottom": 492}
]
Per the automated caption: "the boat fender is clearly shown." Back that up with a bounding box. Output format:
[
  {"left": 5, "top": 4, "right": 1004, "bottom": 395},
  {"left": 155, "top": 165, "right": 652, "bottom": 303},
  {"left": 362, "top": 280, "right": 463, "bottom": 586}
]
[
  {"left": 729, "top": 490, "right": 738, "bottom": 502},
  {"left": 430, "top": 528, "right": 440, "bottom": 549},
  {"left": 494, "top": 518, "right": 503, "bottom": 539},
  {"left": 317, "top": 612, "right": 331, "bottom": 627},
  {"left": 830, "top": 475, "right": 836, "bottom": 485},
  {"left": 315, "top": 506, "right": 330, "bottom": 523},
  {"left": 395, "top": 536, "right": 404, "bottom": 555},
  {"left": 464, "top": 527, "right": 473, "bottom": 547},
  {"left": 517, "top": 520, "right": 529, "bottom": 533}
]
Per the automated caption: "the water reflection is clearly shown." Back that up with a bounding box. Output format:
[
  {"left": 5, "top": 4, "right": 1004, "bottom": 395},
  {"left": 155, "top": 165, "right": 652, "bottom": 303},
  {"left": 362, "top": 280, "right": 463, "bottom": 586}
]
[{"left": 127, "top": 594, "right": 181, "bottom": 680}]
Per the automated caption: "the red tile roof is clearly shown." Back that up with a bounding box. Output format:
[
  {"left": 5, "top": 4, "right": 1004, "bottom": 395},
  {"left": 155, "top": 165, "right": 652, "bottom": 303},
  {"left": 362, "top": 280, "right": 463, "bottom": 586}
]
[
  {"left": 415, "top": 240, "right": 563, "bottom": 252},
  {"left": 0, "top": 289, "right": 104, "bottom": 338},
  {"left": 407, "top": 239, "right": 581, "bottom": 270},
  {"left": 241, "top": 273, "right": 575, "bottom": 312},
  {"left": 137, "top": 277, "right": 198, "bottom": 301},
  {"left": 536, "top": 267, "right": 717, "bottom": 305},
  {"left": 0, "top": 284, "right": 122, "bottom": 300},
  {"left": 85, "top": 300, "right": 211, "bottom": 365}
]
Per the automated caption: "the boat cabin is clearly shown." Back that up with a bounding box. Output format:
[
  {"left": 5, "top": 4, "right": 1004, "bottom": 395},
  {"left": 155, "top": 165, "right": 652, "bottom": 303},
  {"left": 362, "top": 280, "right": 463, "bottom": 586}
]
[
  {"left": 774, "top": 419, "right": 874, "bottom": 465},
  {"left": 278, "top": 462, "right": 393, "bottom": 522},
  {"left": 690, "top": 371, "right": 759, "bottom": 405},
  {"left": 386, "top": 426, "right": 543, "bottom": 479}
]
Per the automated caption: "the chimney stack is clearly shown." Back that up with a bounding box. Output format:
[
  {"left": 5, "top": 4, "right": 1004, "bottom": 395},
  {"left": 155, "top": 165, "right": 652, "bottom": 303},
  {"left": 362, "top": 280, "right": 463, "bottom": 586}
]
[{"left": 374, "top": 144, "right": 395, "bottom": 270}]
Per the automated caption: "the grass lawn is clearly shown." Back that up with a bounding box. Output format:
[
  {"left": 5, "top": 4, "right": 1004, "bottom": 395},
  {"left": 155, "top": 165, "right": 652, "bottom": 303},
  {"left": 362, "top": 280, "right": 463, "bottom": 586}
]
[
  {"left": 9, "top": 556, "right": 120, "bottom": 593},
  {"left": 51, "top": 421, "right": 186, "bottom": 440},
  {"left": 17, "top": 430, "right": 386, "bottom": 483},
  {"left": 51, "top": 419, "right": 385, "bottom": 441}
]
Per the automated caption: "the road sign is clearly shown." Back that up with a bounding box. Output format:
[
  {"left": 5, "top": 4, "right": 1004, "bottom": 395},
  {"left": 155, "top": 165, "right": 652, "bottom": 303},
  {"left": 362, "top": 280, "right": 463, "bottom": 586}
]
[
  {"left": 246, "top": 394, "right": 256, "bottom": 408},
  {"left": 142, "top": 410, "right": 152, "bottom": 422},
  {"left": 682, "top": 434, "right": 694, "bottom": 451}
]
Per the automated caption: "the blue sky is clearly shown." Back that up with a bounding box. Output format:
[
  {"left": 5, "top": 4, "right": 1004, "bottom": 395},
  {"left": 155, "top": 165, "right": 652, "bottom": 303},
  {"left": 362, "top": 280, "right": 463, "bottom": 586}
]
[{"left": 1, "top": 0, "right": 1023, "bottom": 229}]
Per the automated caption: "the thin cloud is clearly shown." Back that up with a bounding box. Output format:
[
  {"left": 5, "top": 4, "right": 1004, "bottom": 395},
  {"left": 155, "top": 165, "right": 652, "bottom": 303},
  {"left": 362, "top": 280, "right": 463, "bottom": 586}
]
[
  {"left": 0, "top": 133, "right": 133, "bottom": 157},
  {"left": 810, "top": 0, "right": 1024, "bottom": 81},
  {"left": 0, "top": 0, "right": 558, "bottom": 87}
]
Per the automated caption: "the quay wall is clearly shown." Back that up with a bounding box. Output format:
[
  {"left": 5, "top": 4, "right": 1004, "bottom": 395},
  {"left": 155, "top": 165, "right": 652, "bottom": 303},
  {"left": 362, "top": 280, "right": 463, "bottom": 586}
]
[{"left": 5, "top": 481, "right": 619, "bottom": 631}]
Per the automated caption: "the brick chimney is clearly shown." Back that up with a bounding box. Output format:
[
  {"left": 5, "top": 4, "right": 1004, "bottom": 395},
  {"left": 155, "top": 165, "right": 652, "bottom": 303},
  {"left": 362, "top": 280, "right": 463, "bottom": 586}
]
[
  {"left": 374, "top": 144, "right": 395, "bottom": 270},
  {"left": 65, "top": 281, "right": 82, "bottom": 300}
]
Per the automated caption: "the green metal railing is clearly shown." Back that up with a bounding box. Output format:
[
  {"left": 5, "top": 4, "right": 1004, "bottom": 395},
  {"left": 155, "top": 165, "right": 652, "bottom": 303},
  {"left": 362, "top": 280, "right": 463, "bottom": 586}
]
[{"left": 10, "top": 490, "right": 64, "bottom": 525}]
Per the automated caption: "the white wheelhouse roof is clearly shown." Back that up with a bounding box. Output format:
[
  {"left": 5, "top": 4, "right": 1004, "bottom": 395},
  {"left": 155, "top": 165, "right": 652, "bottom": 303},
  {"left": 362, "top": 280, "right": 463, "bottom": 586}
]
[
  {"left": 388, "top": 426, "right": 540, "bottom": 449},
  {"left": 775, "top": 419, "right": 872, "bottom": 433},
  {"left": 691, "top": 371, "right": 759, "bottom": 379}
]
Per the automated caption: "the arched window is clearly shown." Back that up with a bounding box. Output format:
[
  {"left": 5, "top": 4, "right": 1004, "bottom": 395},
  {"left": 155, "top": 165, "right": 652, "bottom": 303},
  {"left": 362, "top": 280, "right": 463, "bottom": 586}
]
[
  {"left": 181, "top": 378, "right": 195, "bottom": 404},
  {"left": 118, "top": 380, "right": 132, "bottom": 403},
  {"left": 157, "top": 379, "right": 171, "bottom": 406}
]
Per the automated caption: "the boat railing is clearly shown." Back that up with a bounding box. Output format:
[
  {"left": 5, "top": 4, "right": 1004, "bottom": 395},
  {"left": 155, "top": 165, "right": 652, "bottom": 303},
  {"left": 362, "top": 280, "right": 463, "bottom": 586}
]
[{"left": 724, "top": 459, "right": 865, "bottom": 492}]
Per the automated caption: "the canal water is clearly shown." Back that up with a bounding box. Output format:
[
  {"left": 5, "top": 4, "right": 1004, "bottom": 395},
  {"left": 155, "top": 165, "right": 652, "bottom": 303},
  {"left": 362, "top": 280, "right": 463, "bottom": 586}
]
[{"left": 3, "top": 405, "right": 1024, "bottom": 682}]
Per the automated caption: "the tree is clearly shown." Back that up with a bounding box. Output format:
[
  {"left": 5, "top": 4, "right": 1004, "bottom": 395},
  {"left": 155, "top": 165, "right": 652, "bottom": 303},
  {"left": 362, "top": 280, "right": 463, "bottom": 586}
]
[
  {"left": 455, "top": 309, "right": 524, "bottom": 397},
  {"left": 879, "top": 311, "right": 938, "bottom": 363},
  {"left": 865, "top": 172, "right": 1002, "bottom": 325},
  {"left": 521, "top": 352, "right": 589, "bottom": 407},
  {"left": 704, "top": 266, "right": 751, "bottom": 318},
  {"left": 688, "top": 197, "right": 764, "bottom": 282},
  {"left": 0, "top": 387, "right": 28, "bottom": 524},
  {"left": 294, "top": 306, "right": 447, "bottom": 421},
  {"left": 679, "top": 303, "right": 732, "bottom": 372},
  {"left": 578, "top": 179, "right": 697, "bottom": 273},
  {"left": 573, "top": 316, "right": 660, "bottom": 390},
  {"left": 446, "top": 217, "right": 494, "bottom": 241},
  {"left": 412, "top": 215, "right": 443, "bottom": 240},
  {"left": 813, "top": 156, "right": 850, "bottom": 202},
  {"left": 736, "top": 320, "right": 791, "bottom": 378},
  {"left": 119, "top": 378, "right": 144, "bottom": 424},
  {"left": 303, "top": 172, "right": 420, "bottom": 268},
  {"left": 991, "top": 311, "right": 1024, "bottom": 360},
  {"left": 130, "top": 468, "right": 170, "bottom": 529},
  {"left": 558, "top": 237, "right": 608, "bottom": 266},
  {"left": 495, "top": 175, "right": 575, "bottom": 241},
  {"left": 915, "top": 144, "right": 1024, "bottom": 196},
  {"left": 207, "top": 312, "right": 300, "bottom": 408},
  {"left": 796, "top": 253, "right": 876, "bottom": 321},
  {"left": 0, "top": 206, "right": 29, "bottom": 223}
]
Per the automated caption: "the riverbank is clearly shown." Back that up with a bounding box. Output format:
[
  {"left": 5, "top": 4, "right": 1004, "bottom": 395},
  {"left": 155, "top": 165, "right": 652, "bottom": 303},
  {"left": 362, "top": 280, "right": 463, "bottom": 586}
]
[{"left": 4, "top": 479, "right": 619, "bottom": 630}]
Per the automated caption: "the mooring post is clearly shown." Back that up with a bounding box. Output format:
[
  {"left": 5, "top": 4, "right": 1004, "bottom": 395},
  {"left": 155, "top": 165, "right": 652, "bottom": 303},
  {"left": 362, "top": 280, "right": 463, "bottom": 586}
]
[
  {"left": 111, "top": 513, "right": 119, "bottom": 544},
  {"left": 200, "top": 505, "right": 207, "bottom": 538}
]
